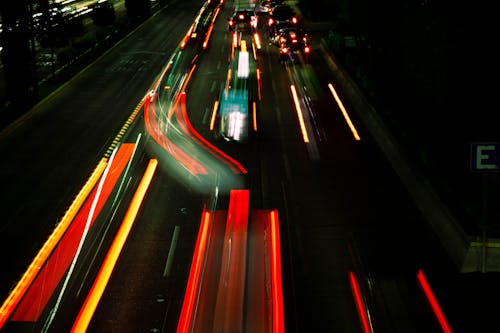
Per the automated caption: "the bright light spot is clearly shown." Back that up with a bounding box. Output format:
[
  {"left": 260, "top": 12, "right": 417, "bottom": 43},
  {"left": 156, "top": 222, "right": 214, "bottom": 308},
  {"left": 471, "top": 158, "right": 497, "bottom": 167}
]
[
  {"left": 254, "top": 33, "right": 261, "bottom": 49},
  {"left": 237, "top": 52, "right": 249, "bottom": 78}
]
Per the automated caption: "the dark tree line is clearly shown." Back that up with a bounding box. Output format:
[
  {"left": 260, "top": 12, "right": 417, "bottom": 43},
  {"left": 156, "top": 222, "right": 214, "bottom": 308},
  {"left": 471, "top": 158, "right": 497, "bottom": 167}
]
[{"left": 0, "top": 0, "right": 37, "bottom": 122}]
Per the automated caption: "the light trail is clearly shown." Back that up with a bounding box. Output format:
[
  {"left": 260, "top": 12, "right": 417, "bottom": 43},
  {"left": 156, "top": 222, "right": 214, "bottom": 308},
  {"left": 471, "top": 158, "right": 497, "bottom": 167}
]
[
  {"left": 417, "top": 269, "right": 453, "bottom": 333},
  {"left": 176, "top": 210, "right": 212, "bottom": 333},
  {"left": 252, "top": 101, "right": 257, "bottom": 131},
  {"left": 349, "top": 271, "right": 373, "bottom": 333},
  {"left": 71, "top": 159, "right": 158, "bottom": 333},
  {"left": 328, "top": 83, "right": 361, "bottom": 141},
  {"left": 0, "top": 160, "right": 107, "bottom": 330},
  {"left": 203, "top": 24, "right": 214, "bottom": 49},
  {"left": 290, "top": 84, "right": 310, "bottom": 143},
  {"left": 210, "top": 100, "right": 219, "bottom": 131},
  {"left": 270, "top": 210, "right": 285, "bottom": 333}
]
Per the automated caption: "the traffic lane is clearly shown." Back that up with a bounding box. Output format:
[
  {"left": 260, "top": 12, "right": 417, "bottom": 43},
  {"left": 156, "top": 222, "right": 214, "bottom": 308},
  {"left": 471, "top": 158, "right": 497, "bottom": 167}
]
[
  {"left": 1, "top": 141, "right": 152, "bottom": 332},
  {"left": 310, "top": 50, "right": 500, "bottom": 332},
  {"left": 85, "top": 11, "right": 241, "bottom": 329},
  {"left": 177, "top": 3, "right": 255, "bottom": 188},
  {"left": 254, "top": 41, "right": 362, "bottom": 332},
  {"left": 296, "top": 49, "right": 455, "bottom": 331},
  {"left": 256, "top": 34, "right": 450, "bottom": 331},
  {"left": 0, "top": 0, "right": 202, "bottom": 300},
  {"left": 86, "top": 146, "right": 208, "bottom": 333}
]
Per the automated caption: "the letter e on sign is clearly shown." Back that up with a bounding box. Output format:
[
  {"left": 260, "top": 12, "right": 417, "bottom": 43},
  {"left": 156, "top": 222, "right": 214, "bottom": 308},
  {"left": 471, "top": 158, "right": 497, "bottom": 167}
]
[{"left": 471, "top": 143, "right": 500, "bottom": 172}]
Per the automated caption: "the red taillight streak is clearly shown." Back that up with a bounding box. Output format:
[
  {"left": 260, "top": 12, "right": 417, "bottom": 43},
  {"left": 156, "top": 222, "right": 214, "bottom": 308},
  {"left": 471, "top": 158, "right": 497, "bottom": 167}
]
[
  {"left": 144, "top": 93, "right": 207, "bottom": 174},
  {"left": 203, "top": 24, "right": 214, "bottom": 49},
  {"left": 71, "top": 159, "right": 158, "bottom": 332},
  {"left": 349, "top": 271, "right": 372, "bottom": 333},
  {"left": 269, "top": 210, "right": 285, "bottom": 333},
  {"left": 177, "top": 211, "right": 212, "bottom": 333},
  {"left": 213, "top": 190, "right": 249, "bottom": 332},
  {"left": 9, "top": 143, "right": 136, "bottom": 322},
  {"left": 178, "top": 92, "right": 247, "bottom": 174},
  {"left": 417, "top": 269, "right": 453, "bottom": 333}
]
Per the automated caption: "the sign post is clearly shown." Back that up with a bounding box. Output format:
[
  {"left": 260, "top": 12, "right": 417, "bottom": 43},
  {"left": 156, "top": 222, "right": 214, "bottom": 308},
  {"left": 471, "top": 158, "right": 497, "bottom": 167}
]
[{"left": 470, "top": 143, "right": 500, "bottom": 272}]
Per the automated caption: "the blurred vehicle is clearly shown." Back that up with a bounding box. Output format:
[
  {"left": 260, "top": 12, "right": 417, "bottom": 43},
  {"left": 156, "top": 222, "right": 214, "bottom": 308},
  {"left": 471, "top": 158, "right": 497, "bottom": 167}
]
[
  {"left": 228, "top": 8, "right": 257, "bottom": 32},
  {"left": 219, "top": 40, "right": 257, "bottom": 142},
  {"left": 181, "top": 5, "right": 214, "bottom": 49},
  {"left": 268, "top": 4, "right": 298, "bottom": 34},
  {"left": 277, "top": 27, "right": 311, "bottom": 62}
]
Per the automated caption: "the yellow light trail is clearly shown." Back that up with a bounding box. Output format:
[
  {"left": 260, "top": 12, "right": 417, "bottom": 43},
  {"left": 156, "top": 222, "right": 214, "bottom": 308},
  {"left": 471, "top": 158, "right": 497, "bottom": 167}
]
[
  {"left": 225, "top": 68, "right": 232, "bottom": 95},
  {"left": 71, "top": 159, "right": 158, "bottom": 333},
  {"left": 0, "top": 159, "right": 107, "bottom": 330},
  {"left": 328, "top": 83, "right": 361, "bottom": 141},
  {"left": 210, "top": 100, "right": 219, "bottom": 131},
  {"left": 290, "top": 85, "right": 310, "bottom": 143},
  {"left": 252, "top": 101, "right": 257, "bottom": 131}
]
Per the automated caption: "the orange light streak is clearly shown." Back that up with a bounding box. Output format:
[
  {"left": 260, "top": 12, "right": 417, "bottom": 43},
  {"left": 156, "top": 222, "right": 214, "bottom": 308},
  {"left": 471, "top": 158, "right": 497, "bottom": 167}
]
[
  {"left": 349, "top": 271, "right": 372, "bottom": 333},
  {"left": 71, "top": 159, "right": 158, "bottom": 333},
  {"left": 225, "top": 68, "right": 232, "bottom": 95},
  {"left": 252, "top": 101, "right": 257, "bottom": 131},
  {"left": 270, "top": 210, "right": 285, "bottom": 333},
  {"left": 211, "top": 7, "right": 220, "bottom": 23},
  {"left": 233, "top": 32, "right": 238, "bottom": 48},
  {"left": 203, "top": 24, "right": 214, "bottom": 49},
  {"left": 290, "top": 85, "right": 310, "bottom": 143},
  {"left": 254, "top": 32, "right": 261, "bottom": 49},
  {"left": 417, "top": 269, "right": 453, "bottom": 333},
  {"left": 328, "top": 83, "right": 361, "bottom": 141},
  {"left": 11, "top": 143, "right": 136, "bottom": 322},
  {"left": 0, "top": 159, "right": 107, "bottom": 330},
  {"left": 176, "top": 210, "right": 212, "bottom": 333},
  {"left": 256, "top": 68, "right": 261, "bottom": 100},
  {"left": 181, "top": 64, "right": 197, "bottom": 94},
  {"left": 180, "top": 24, "right": 194, "bottom": 49},
  {"left": 210, "top": 100, "right": 219, "bottom": 131}
]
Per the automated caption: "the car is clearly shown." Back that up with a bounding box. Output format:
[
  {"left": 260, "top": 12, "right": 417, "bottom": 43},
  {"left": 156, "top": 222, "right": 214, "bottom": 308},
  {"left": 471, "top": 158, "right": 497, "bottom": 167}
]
[
  {"left": 228, "top": 9, "right": 257, "bottom": 32},
  {"left": 181, "top": 6, "right": 214, "bottom": 49},
  {"left": 268, "top": 4, "right": 298, "bottom": 31},
  {"left": 277, "top": 27, "right": 311, "bottom": 62}
]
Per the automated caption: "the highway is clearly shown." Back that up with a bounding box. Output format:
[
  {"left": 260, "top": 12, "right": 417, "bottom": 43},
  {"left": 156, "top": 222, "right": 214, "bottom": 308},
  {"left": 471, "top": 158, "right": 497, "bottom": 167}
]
[{"left": 0, "top": 0, "right": 480, "bottom": 332}]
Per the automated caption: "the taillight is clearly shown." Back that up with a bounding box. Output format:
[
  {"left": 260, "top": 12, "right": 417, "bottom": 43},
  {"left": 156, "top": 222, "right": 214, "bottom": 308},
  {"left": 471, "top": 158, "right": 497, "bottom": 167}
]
[
  {"left": 268, "top": 18, "right": 274, "bottom": 26},
  {"left": 281, "top": 47, "right": 288, "bottom": 54},
  {"left": 304, "top": 46, "right": 310, "bottom": 53},
  {"left": 292, "top": 17, "right": 297, "bottom": 24}
]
